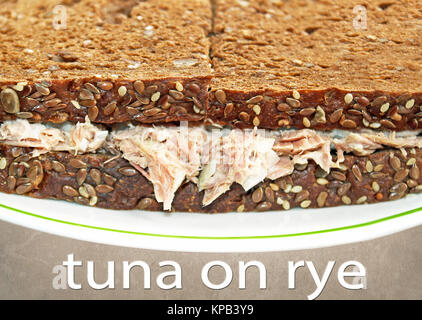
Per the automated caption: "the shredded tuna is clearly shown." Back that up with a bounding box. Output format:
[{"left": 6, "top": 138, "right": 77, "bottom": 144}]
[
  {"left": 333, "top": 131, "right": 422, "bottom": 156},
  {"left": 112, "top": 125, "right": 208, "bottom": 210},
  {"left": 0, "top": 117, "right": 107, "bottom": 155},
  {"left": 199, "top": 128, "right": 279, "bottom": 206},
  {"left": 273, "top": 129, "right": 337, "bottom": 172}
]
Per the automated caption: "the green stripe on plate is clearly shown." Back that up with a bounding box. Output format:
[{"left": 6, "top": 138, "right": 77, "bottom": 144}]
[{"left": 0, "top": 203, "right": 421, "bottom": 240}]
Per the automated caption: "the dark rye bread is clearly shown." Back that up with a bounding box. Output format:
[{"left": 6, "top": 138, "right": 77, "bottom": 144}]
[
  {"left": 0, "top": 144, "right": 421, "bottom": 213},
  {"left": 208, "top": 0, "right": 422, "bottom": 131},
  {"left": 0, "top": 0, "right": 212, "bottom": 124}
]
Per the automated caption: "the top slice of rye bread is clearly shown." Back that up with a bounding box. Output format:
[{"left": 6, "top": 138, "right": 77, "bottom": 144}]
[
  {"left": 207, "top": 0, "right": 422, "bottom": 131},
  {"left": 0, "top": 0, "right": 212, "bottom": 124}
]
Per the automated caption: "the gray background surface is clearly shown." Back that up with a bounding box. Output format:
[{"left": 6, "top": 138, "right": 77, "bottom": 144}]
[{"left": 0, "top": 219, "right": 421, "bottom": 300}]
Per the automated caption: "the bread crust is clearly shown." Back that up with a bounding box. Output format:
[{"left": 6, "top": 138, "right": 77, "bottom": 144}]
[
  {"left": 0, "top": 77, "right": 210, "bottom": 124},
  {"left": 207, "top": 88, "right": 422, "bottom": 131}
]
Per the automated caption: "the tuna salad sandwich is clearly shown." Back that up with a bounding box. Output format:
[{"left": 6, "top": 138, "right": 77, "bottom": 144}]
[{"left": 0, "top": 0, "right": 421, "bottom": 213}]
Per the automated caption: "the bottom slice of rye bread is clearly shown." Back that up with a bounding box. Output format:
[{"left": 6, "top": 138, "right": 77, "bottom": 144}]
[{"left": 0, "top": 144, "right": 421, "bottom": 213}]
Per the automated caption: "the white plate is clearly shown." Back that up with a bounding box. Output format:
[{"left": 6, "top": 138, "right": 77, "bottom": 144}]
[{"left": 0, "top": 193, "right": 421, "bottom": 252}]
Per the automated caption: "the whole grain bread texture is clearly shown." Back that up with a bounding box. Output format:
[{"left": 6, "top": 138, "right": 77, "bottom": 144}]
[
  {"left": 207, "top": 0, "right": 422, "bottom": 132},
  {"left": 0, "top": 144, "right": 421, "bottom": 213},
  {"left": 0, "top": 0, "right": 212, "bottom": 124}
]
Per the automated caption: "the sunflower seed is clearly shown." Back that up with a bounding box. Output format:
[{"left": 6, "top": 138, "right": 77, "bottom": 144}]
[
  {"left": 295, "top": 190, "right": 310, "bottom": 203},
  {"left": 410, "top": 165, "right": 420, "bottom": 180},
  {"left": 246, "top": 95, "right": 263, "bottom": 104},
  {"left": 252, "top": 187, "right": 263, "bottom": 203},
  {"left": 7, "top": 176, "right": 16, "bottom": 190},
  {"left": 214, "top": 90, "right": 226, "bottom": 104},
  {"left": 277, "top": 103, "right": 290, "bottom": 112},
  {"left": 389, "top": 156, "right": 401, "bottom": 171},
  {"left": 63, "top": 185, "right": 78, "bottom": 197},
  {"left": 69, "top": 159, "right": 87, "bottom": 169},
  {"left": 331, "top": 170, "right": 346, "bottom": 181},
  {"left": 103, "top": 102, "right": 117, "bottom": 116},
  {"left": 103, "top": 173, "right": 117, "bottom": 186},
  {"left": 0, "top": 88, "right": 20, "bottom": 114},
  {"left": 75, "top": 168, "right": 87, "bottom": 185},
  {"left": 256, "top": 201, "right": 272, "bottom": 211},
  {"left": 394, "top": 169, "right": 409, "bottom": 182},
  {"left": 168, "top": 90, "right": 184, "bottom": 100},
  {"left": 300, "top": 108, "right": 316, "bottom": 117},
  {"left": 371, "top": 96, "right": 387, "bottom": 107},
  {"left": 27, "top": 160, "right": 43, "bottom": 186},
  {"left": 380, "top": 119, "right": 396, "bottom": 129},
  {"left": 329, "top": 109, "right": 343, "bottom": 123},
  {"left": 84, "top": 82, "right": 100, "bottom": 95},
  {"left": 88, "top": 106, "right": 99, "bottom": 121},
  {"left": 224, "top": 103, "right": 234, "bottom": 117},
  {"left": 16, "top": 177, "right": 30, "bottom": 186},
  {"left": 34, "top": 83, "right": 50, "bottom": 96},
  {"left": 118, "top": 167, "right": 138, "bottom": 176},
  {"left": 74, "top": 196, "right": 89, "bottom": 205},
  {"left": 89, "top": 168, "right": 101, "bottom": 185},
  {"left": 407, "top": 179, "right": 418, "bottom": 188},
  {"left": 97, "top": 81, "right": 113, "bottom": 91},
  {"left": 337, "top": 183, "right": 351, "bottom": 196},
  {"left": 137, "top": 197, "right": 153, "bottom": 210},
  {"left": 341, "top": 119, "right": 357, "bottom": 129},
  {"left": 83, "top": 183, "right": 97, "bottom": 198},
  {"left": 49, "top": 161, "right": 64, "bottom": 173},
  {"left": 79, "top": 88, "right": 94, "bottom": 100},
  {"left": 317, "top": 191, "right": 328, "bottom": 207},
  {"left": 265, "top": 186, "right": 275, "bottom": 203},
  {"left": 286, "top": 97, "right": 300, "bottom": 108},
  {"left": 390, "top": 182, "right": 407, "bottom": 194},
  {"left": 16, "top": 183, "right": 33, "bottom": 194},
  {"left": 133, "top": 81, "right": 145, "bottom": 94}
]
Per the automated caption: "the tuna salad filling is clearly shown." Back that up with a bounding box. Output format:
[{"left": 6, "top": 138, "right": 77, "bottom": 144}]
[{"left": 0, "top": 119, "right": 421, "bottom": 210}]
